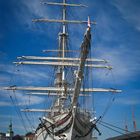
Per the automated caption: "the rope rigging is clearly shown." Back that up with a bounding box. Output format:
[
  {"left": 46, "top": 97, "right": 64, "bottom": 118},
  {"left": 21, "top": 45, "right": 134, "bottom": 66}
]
[
  {"left": 9, "top": 93, "right": 28, "bottom": 132},
  {"left": 98, "top": 120, "right": 140, "bottom": 139},
  {"left": 9, "top": 65, "right": 39, "bottom": 132}
]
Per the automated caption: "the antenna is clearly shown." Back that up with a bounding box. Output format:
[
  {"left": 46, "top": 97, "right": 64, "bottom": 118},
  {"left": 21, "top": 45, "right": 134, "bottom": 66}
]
[
  {"left": 132, "top": 106, "right": 137, "bottom": 132},
  {"left": 124, "top": 115, "right": 128, "bottom": 134}
]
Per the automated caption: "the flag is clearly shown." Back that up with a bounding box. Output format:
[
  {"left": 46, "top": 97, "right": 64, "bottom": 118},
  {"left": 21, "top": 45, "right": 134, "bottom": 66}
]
[{"left": 88, "top": 16, "right": 91, "bottom": 27}]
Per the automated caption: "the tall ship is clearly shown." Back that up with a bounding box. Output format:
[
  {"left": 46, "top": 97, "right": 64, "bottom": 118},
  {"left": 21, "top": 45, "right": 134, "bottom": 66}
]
[{"left": 2, "top": 0, "right": 121, "bottom": 140}]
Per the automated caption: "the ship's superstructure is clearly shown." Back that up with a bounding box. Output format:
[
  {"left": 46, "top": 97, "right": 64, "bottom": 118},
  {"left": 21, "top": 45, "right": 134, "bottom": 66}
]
[{"left": 2, "top": 0, "right": 121, "bottom": 140}]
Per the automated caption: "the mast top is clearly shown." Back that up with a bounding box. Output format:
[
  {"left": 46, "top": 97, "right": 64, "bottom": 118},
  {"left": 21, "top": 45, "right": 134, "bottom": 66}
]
[{"left": 33, "top": 1, "right": 96, "bottom": 25}]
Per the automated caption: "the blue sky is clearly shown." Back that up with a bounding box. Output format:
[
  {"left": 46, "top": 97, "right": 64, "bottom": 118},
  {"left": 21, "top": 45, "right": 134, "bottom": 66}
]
[{"left": 0, "top": 0, "right": 140, "bottom": 139}]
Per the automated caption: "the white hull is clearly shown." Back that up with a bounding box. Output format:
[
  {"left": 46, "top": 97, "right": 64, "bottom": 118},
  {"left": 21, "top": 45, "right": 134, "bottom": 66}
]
[{"left": 35, "top": 110, "right": 93, "bottom": 140}]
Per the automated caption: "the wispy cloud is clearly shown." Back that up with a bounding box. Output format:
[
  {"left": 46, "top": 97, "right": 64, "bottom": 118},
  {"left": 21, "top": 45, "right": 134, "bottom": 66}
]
[
  {"left": 93, "top": 43, "right": 140, "bottom": 84},
  {"left": 0, "top": 90, "right": 45, "bottom": 107},
  {"left": 111, "top": 0, "right": 140, "bottom": 31},
  {"left": 113, "top": 89, "right": 140, "bottom": 106},
  {"left": 12, "top": 0, "right": 61, "bottom": 36},
  {"left": 0, "top": 63, "right": 52, "bottom": 85},
  {"left": 0, "top": 101, "right": 11, "bottom": 106},
  {"left": 0, "top": 114, "right": 39, "bottom": 134},
  {"left": 115, "top": 97, "right": 140, "bottom": 106},
  {"left": 83, "top": 0, "right": 140, "bottom": 85},
  {"left": 13, "top": 0, "right": 48, "bottom": 27},
  {"left": 0, "top": 59, "right": 54, "bottom": 108},
  {"left": 0, "top": 64, "right": 53, "bottom": 107},
  {"left": 0, "top": 75, "right": 10, "bottom": 83}
]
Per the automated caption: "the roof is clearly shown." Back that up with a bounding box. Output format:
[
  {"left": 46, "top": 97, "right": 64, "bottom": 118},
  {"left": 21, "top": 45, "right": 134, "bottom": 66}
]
[
  {"left": 25, "top": 132, "right": 35, "bottom": 138},
  {"left": 106, "top": 131, "right": 140, "bottom": 140}
]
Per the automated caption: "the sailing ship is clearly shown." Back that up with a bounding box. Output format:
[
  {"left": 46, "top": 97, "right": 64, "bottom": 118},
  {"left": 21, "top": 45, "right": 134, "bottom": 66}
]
[{"left": 2, "top": 0, "right": 121, "bottom": 140}]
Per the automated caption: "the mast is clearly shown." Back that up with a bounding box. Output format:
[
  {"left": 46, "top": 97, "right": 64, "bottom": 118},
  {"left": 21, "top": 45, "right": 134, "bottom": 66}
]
[
  {"left": 1, "top": 0, "right": 121, "bottom": 113},
  {"left": 61, "top": 0, "right": 67, "bottom": 90},
  {"left": 56, "top": 0, "right": 67, "bottom": 109}
]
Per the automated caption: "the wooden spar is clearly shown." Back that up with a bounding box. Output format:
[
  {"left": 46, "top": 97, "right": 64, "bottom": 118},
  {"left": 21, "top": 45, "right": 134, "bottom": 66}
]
[
  {"left": 13, "top": 61, "right": 112, "bottom": 69},
  {"left": 26, "top": 92, "right": 91, "bottom": 97},
  {"left": 21, "top": 109, "right": 58, "bottom": 113},
  {"left": 43, "top": 49, "right": 79, "bottom": 53},
  {"left": 41, "top": 2, "right": 87, "bottom": 7},
  {"left": 32, "top": 19, "right": 96, "bottom": 25},
  {"left": 2, "top": 86, "right": 122, "bottom": 93},
  {"left": 17, "top": 56, "right": 108, "bottom": 63}
]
